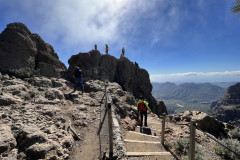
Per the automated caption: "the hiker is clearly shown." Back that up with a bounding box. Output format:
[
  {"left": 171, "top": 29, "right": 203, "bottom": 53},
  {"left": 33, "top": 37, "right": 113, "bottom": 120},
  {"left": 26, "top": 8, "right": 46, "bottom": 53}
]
[
  {"left": 137, "top": 96, "right": 151, "bottom": 127},
  {"left": 73, "top": 66, "right": 84, "bottom": 94},
  {"left": 120, "top": 47, "right": 125, "bottom": 58},
  {"left": 105, "top": 44, "right": 108, "bottom": 54}
]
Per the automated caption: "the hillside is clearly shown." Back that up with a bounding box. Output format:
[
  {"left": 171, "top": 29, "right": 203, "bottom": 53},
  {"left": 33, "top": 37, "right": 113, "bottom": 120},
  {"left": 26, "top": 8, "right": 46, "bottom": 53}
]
[
  {"left": 152, "top": 82, "right": 226, "bottom": 103},
  {"left": 152, "top": 82, "right": 226, "bottom": 114}
]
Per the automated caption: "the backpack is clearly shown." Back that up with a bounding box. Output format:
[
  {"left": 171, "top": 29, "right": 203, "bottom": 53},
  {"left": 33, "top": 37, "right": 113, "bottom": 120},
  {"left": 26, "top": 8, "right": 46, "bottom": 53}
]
[{"left": 138, "top": 102, "right": 147, "bottom": 112}]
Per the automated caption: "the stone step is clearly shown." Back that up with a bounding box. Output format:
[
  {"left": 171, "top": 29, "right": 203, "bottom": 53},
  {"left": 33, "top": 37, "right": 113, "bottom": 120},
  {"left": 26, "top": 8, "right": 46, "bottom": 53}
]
[
  {"left": 124, "top": 139, "right": 165, "bottom": 152},
  {"left": 126, "top": 152, "right": 173, "bottom": 160},
  {"left": 125, "top": 131, "right": 160, "bottom": 142}
]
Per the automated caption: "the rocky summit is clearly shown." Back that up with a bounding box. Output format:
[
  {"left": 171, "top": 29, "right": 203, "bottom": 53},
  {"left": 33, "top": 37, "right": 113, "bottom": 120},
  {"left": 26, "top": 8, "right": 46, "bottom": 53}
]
[
  {"left": 0, "top": 22, "right": 66, "bottom": 78},
  {"left": 66, "top": 50, "right": 167, "bottom": 115},
  {"left": 210, "top": 82, "right": 240, "bottom": 125}
]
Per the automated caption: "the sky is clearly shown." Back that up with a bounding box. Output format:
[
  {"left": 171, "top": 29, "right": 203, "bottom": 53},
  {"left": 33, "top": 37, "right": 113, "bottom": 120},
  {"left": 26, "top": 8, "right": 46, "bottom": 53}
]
[{"left": 0, "top": 0, "right": 240, "bottom": 83}]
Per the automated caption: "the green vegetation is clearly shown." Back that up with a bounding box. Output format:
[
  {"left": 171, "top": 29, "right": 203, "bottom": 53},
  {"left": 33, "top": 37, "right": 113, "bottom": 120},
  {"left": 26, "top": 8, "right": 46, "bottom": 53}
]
[
  {"left": 164, "top": 100, "right": 210, "bottom": 114},
  {"left": 152, "top": 82, "right": 226, "bottom": 114},
  {"left": 229, "top": 127, "right": 240, "bottom": 140},
  {"left": 232, "top": 0, "right": 240, "bottom": 15},
  {"left": 125, "top": 94, "right": 135, "bottom": 105},
  {"left": 9, "top": 68, "right": 39, "bottom": 79},
  {"left": 173, "top": 138, "right": 203, "bottom": 160},
  {"left": 213, "top": 138, "right": 240, "bottom": 160},
  {"left": 24, "top": 91, "right": 38, "bottom": 100},
  {"left": 174, "top": 138, "right": 190, "bottom": 155}
]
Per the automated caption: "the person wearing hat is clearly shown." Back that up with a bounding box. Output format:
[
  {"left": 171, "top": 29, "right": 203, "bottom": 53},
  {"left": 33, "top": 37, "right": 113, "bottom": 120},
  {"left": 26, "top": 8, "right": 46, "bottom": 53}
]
[
  {"left": 73, "top": 66, "right": 84, "bottom": 94},
  {"left": 137, "top": 96, "right": 151, "bottom": 127}
]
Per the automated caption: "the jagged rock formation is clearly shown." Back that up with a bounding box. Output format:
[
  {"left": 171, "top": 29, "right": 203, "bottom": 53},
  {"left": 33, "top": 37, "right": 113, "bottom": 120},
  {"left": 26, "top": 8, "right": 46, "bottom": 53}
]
[
  {"left": 210, "top": 82, "right": 240, "bottom": 125},
  {"left": 67, "top": 50, "right": 166, "bottom": 115},
  {"left": 0, "top": 22, "right": 66, "bottom": 78}
]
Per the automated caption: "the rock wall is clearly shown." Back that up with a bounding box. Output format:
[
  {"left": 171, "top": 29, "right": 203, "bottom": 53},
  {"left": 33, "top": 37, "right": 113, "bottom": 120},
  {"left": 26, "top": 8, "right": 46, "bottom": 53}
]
[
  {"left": 67, "top": 50, "right": 167, "bottom": 115},
  {"left": 210, "top": 82, "right": 240, "bottom": 125},
  {"left": 0, "top": 22, "right": 66, "bottom": 78}
]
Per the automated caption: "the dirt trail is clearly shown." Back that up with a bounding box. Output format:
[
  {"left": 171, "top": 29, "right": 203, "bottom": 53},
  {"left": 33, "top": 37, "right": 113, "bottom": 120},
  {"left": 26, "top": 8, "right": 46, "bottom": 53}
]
[{"left": 60, "top": 91, "right": 110, "bottom": 160}]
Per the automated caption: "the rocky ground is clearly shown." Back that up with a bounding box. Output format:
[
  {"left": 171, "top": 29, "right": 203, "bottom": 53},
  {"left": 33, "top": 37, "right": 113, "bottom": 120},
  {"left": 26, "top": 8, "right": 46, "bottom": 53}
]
[
  {"left": 1, "top": 72, "right": 239, "bottom": 160},
  {"left": 0, "top": 73, "right": 138, "bottom": 160}
]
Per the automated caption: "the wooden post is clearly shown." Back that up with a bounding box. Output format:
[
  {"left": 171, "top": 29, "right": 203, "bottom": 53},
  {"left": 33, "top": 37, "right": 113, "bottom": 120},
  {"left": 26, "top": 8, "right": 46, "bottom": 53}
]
[
  {"left": 161, "top": 113, "right": 166, "bottom": 145},
  {"left": 189, "top": 120, "right": 196, "bottom": 160},
  {"left": 107, "top": 102, "right": 113, "bottom": 158}
]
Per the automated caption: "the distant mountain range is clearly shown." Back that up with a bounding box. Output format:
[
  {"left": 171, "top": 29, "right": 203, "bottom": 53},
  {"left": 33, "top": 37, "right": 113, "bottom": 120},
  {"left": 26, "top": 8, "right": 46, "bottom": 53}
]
[{"left": 152, "top": 82, "right": 226, "bottom": 104}]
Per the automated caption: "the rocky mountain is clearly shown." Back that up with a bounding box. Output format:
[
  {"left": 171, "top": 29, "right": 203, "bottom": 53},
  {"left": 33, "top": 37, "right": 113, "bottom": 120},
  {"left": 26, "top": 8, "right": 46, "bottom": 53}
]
[
  {"left": 152, "top": 82, "right": 226, "bottom": 104},
  {"left": 66, "top": 50, "right": 167, "bottom": 115},
  {"left": 0, "top": 22, "right": 66, "bottom": 78},
  {"left": 210, "top": 82, "right": 240, "bottom": 125}
]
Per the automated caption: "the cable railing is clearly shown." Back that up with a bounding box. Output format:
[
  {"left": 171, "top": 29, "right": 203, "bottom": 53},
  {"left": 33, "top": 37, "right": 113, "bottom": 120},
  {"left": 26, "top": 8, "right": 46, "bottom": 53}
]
[{"left": 97, "top": 79, "right": 114, "bottom": 159}]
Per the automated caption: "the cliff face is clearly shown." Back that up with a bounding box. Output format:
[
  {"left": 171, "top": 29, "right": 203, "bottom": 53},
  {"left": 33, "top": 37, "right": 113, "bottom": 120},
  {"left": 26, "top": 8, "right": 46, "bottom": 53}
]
[
  {"left": 67, "top": 50, "right": 166, "bottom": 114},
  {"left": 210, "top": 82, "right": 240, "bottom": 124},
  {"left": 0, "top": 22, "right": 66, "bottom": 78}
]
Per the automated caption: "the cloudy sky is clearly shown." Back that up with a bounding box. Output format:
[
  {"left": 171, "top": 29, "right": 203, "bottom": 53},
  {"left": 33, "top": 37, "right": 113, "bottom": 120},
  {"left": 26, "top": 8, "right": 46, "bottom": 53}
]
[{"left": 0, "top": 0, "right": 240, "bottom": 83}]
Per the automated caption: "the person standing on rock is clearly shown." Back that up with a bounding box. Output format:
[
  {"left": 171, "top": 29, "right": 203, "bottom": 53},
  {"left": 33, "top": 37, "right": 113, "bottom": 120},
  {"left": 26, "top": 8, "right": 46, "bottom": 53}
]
[
  {"left": 105, "top": 44, "right": 109, "bottom": 54},
  {"left": 137, "top": 96, "right": 151, "bottom": 127},
  {"left": 73, "top": 66, "right": 84, "bottom": 94},
  {"left": 120, "top": 47, "right": 125, "bottom": 58}
]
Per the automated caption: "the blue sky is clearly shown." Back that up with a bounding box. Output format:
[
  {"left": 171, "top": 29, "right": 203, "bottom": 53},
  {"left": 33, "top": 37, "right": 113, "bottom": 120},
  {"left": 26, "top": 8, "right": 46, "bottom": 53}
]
[{"left": 0, "top": 0, "right": 240, "bottom": 83}]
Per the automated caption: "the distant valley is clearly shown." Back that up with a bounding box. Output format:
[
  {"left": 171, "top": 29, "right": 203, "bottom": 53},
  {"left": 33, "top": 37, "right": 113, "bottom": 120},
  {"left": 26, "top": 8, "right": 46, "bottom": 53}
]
[{"left": 152, "top": 82, "right": 230, "bottom": 114}]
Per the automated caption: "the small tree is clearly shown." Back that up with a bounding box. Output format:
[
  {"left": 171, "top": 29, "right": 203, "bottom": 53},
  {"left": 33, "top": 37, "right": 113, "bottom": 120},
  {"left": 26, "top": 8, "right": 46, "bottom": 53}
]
[{"left": 232, "top": 0, "right": 240, "bottom": 15}]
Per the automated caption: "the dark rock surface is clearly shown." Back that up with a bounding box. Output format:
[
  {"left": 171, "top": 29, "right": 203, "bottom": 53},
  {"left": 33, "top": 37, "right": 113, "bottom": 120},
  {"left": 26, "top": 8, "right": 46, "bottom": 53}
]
[
  {"left": 0, "top": 22, "right": 66, "bottom": 78},
  {"left": 210, "top": 82, "right": 240, "bottom": 125}
]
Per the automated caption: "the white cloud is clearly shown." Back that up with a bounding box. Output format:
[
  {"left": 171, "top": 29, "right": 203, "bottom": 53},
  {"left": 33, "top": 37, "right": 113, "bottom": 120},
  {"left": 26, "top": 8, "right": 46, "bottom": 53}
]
[{"left": 151, "top": 71, "right": 240, "bottom": 83}]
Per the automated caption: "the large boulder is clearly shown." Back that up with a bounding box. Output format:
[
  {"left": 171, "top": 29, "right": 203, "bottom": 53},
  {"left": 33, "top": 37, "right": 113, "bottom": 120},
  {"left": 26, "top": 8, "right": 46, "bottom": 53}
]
[
  {"left": 0, "top": 22, "right": 66, "bottom": 78},
  {"left": 170, "top": 111, "right": 227, "bottom": 137}
]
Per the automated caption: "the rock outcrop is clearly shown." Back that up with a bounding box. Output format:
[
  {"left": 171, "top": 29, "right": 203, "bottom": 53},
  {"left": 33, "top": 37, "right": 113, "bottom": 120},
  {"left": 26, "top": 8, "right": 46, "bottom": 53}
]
[
  {"left": 210, "top": 82, "right": 240, "bottom": 125},
  {"left": 67, "top": 50, "right": 167, "bottom": 115},
  {"left": 0, "top": 22, "right": 66, "bottom": 78},
  {"left": 169, "top": 111, "right": 228, "bottom": 137}
]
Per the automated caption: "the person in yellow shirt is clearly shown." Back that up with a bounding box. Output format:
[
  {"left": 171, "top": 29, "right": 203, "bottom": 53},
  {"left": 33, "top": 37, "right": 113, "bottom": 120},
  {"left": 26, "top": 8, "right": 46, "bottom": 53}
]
[
  {"left": 105, "top": 44, "right": 108, "bottom": 54},
  {"left": 137, "top": 96, "right": 151, "bottom": 127}
]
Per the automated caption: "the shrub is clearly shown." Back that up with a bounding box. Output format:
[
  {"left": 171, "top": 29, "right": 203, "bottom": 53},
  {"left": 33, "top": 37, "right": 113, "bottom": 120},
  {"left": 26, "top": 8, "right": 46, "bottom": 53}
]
[
  {"left": 24, "top": 91, "right": 38, "bottom": 100},
  {"left": 125, "top": 94, "right": 135, "bottom": 105},
  {"left": 174, "top": 138, "right": 190, "bottom": 155},
  {"left": 9, "top": 68, "right": 39, "bottom": 79},
  {"left": 174, "top": 138, "right": 203, "bottom": 159},
  {"left": 229, "top": 127, "right": 240, "bottom": 140},
  {"left": 213, "top": 138, "right": 240, "bottom": 160}
]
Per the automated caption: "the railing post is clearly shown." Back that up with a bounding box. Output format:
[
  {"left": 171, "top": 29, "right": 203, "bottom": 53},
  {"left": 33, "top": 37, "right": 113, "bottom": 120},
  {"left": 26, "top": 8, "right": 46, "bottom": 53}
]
[
  {"left": 161, "top": 113, "right": 166, "bottom": 145},
  {"left": 107, "top": 102, "right": 113, "bottom": 158},
  {"left": 189, "top": 120, "right": 196, "bottom": 160}
]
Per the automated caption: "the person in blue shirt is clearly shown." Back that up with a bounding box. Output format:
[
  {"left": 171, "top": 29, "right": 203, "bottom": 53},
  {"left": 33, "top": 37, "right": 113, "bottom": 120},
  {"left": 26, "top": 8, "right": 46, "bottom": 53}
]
[{"left": 73, "top": 66, "right": 84, "bottom": 94}]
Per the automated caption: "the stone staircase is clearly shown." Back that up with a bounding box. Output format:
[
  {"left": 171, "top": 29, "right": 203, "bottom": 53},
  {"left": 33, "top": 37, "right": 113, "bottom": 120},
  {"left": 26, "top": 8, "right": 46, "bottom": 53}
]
[{"left": 123, "top": 116, "right": 173, "bottom": 160}]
